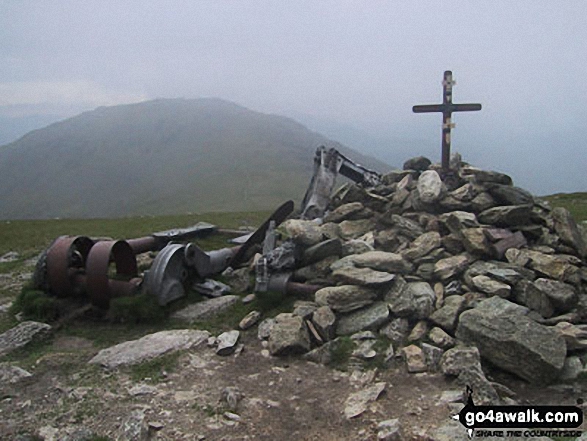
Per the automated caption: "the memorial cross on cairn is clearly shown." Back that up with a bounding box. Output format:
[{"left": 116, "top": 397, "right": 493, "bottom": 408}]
[{"left": 413, "top": 70, "right": 482, "bottom": 172}]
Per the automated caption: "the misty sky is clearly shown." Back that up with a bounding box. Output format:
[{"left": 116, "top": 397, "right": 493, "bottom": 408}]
[{"left": 1, "top": 1, "right": 586, "bottom": 195}]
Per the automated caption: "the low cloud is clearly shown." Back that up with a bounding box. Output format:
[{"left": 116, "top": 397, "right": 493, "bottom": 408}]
[{"left": 0, "top": 81, "right": 148, "bottom": 115}]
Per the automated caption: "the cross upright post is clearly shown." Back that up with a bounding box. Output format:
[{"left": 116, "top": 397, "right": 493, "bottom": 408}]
[{"left": 413, "top": 71, "right": 482, "bottom": 172}]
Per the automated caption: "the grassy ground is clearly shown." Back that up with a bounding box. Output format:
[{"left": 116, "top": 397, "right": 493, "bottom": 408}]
[{"left": 542, "top": 192, "right": 587, "bottom": 223}]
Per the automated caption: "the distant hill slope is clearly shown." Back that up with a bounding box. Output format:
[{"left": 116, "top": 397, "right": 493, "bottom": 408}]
[{"left": 0, "top": 98, "right": 389, "bottom": 219}]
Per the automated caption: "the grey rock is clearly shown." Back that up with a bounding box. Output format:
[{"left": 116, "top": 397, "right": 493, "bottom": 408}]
[
  {"left": 344, "top": 382, "right": 386, "bottom": 419},
  {"left": 281, "top": 219, "right": 323, "bottom": 246},
  {"left": 221, "top": 267, "right": 251, "bottom": 294},
  {"left": 332, "top": 266, "right": 395, "bottom": 286},
  {"left": 292, "top": 301, "right": 319, "bottom": 319},
  {"left": 257, "top": 318, "right": 275, "bottom": 340},
  {"left": 341, "top": 239, "right": 374, "bottom": 256},
  {"left": 471, "top": 191, "right": 496, "bottom": 213},
  {"left": 457, "top": 366, "right": 501, "bottom": 405},
  {"left": 0, "top": 363, "right": 32, "bottom": 383},
  {"left": 428, "top": 420, "right": 469, "bottom": 441},
  {"left": 89, "top": 329, "right": 210, "bottom": 368},
  {"left": 407, "top": 320, "right": 429, "bottom": 342},
  {"left": 471, "top": 275, "right": 511, "bottom": 298},
  {"left": 128, "top": 383, "right": 158, "bottom": 396},
  {"left": 554, "top": 322, "right": 587, "bottom": 350},
  {"left": 294, "top": 255, "right": 339, "bottom": 281},
  {"left": 461, "top": 228, "right": 491, "bottom": 256},
  {"left": 303, "top": 337, "right": 350, "bottom": 365},
  {"left": 343, "top": 251, "right": 414, "bottom": 274},
  {"left": 533, "top": 278, "right": 577, "bottom": 313},
  {"left": 311, "top": 306, "right": 336, "bottom": 341},
  {"left": 523, "top": 250, "right": 581, "bottom": 283},
  {"left": 315, "top": 285, "right": 378, "bottom": 313},
  {"left": 387, "top": 281, "right": 436, "bottom": 319},
  {"left": 417, "top": 170, "right": 444, "bottom": 203},
  {"left": 403, "top": 156, "right": 431, "bottom": 171},
  {"left": 478, "top": 205, "right": 533, "bottom": 227},
  {"left": 0, "top": 321, "right": 51, "bottom": 357},
  {"left": 464, "top": 167, "right": 513, "bottom": 185},
  {"left": 421, "top": 343, "right": 443, "bottom": 372},
  {"left": 268, "top": 313, "right": 311, "bottom": 356},
  {"left": 379, "top": 317, "right": 410, "bottom": 345},
  {"left": 552, "top": 207, "right": 587, "bottom": 257},
  {"left": 440, "top": 345, "right": 482, "bottom": 376},
  {"left": 560, "top": 356, "right": 583, "bottom": 381},
  {"left": 456, "top": 297, "right": 566, "bottom": 383},
  {"left": 487, "top": 184, "right": 534, "bottom": 206},
  {"left": 216, "top": 330, "right": 240, "bottom": 356},
  {"left": 336, "top": 302, "right": 390, "bottom": 336},
  {"left": 338, "top": 219, "right": 377, "bottom": 240},
  {"left": 324, "top": 202, "right": 365, "bottom": 223},
  {"left": 301, "top": 238, "right": 343, "bottom": 266},
  {"left": 239, "top": 310, "right": 261, "bottom": 330},
  {"left": 353, "top": 340, "right": 377, "bottom": 360},
  {"left": 377, "top": 418, "right": 403, "bottom": 441},
  {"left": 0, "top": 251, "right": 19, "bottom": 263},
  {"left": 171, "top": 295, "right": 239, "bottom": 323},
  {"left": 429, "top": 295, "right": 465, "bottom": 332},
  {"left": 428, "top": 327, "right": 456, "bottom": 349},
  {"left": 388, "top": 214, "right": 424, "bottom": 239},
  {"left": 119, "top": 409, "right": 148, "bottom": 441},
  {"left": 514, "top": 279, "right": 555, "bottom": 318},
  {"left": 401, "top": 231, "right": 441, "bottom": 261},
  {"left": 402, "top": 344, "right": 427, "bottom": 373},
  {"left": 440, "top": 210, "right": 479, "bottom": 232},
  {"left": 433, "top": 254, "right": 472, "bottom": 281}
]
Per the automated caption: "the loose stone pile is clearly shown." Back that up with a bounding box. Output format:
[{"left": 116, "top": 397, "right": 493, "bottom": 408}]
[{"left": 259, "top": 155, "right": 587, "bottom": 402}]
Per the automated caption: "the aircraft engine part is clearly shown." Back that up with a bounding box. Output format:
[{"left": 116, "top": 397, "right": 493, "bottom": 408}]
[
  {"left": 145, "top": 244, "right": 189, "bottom": 306},
  {"left": 85, "top": 240, "right": 140, "bottom": 309},
  {"left": 46, "top": 235, "right": 95, "bottom": 297}
]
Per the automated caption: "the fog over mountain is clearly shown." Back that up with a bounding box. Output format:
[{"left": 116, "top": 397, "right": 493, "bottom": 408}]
[{"left": 0, "top": 98, "right": 389, "bottom": 219}]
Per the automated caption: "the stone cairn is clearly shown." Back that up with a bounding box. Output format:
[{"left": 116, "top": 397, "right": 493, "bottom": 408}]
[{"left": 257, "top": 155, "right": 587, "bottom": 404}]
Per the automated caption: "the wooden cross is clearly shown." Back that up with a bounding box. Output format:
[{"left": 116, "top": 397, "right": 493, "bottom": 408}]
[{"left": 413, "top": 70, "right": 482, "bottom": 171}]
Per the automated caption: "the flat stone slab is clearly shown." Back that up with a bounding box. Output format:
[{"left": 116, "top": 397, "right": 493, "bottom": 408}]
[
  {"left": 0, "top": 321, "right": 52, "bottom": 357},
  {"left": 171, "top": 295, "right": 239, "bottom": 323},
  {"left": 89, "top": 329, "right": 210, "bottom": 368}
]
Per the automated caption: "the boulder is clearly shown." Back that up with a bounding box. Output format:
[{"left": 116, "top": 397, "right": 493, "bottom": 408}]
[
  {"left": 403, "top": 156, "right": 431, "bottom": 171},
  {"left": 402, "top": 345, "right": 427, "bottom": 373},
  {"left": 456, "top": 297, "right": 566, "bottom": 383},
  {"left": 216, "top": 330, "right": 240, "bottom": 356},
  {"left": 268, "top": 313, "right": 311, "bottom": 356},
  {"left": 433, "top": 254, "right": 472, "bottom": 281}
]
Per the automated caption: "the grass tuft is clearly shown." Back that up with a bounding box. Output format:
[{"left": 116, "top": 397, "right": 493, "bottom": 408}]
[{"left": 10, "top": 288, "right": 59, "bottom": 322}]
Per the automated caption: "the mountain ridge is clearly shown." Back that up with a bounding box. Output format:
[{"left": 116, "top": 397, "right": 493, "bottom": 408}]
[{"left": 0, "top": 98, "right": 389, "bottom": 219}]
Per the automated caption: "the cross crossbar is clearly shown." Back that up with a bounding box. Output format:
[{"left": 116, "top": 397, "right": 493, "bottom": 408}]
[{"left": 412, "top": 70, "right": 482, "bottom": 171}]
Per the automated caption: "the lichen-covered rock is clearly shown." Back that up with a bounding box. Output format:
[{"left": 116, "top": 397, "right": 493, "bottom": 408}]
[
  {"left": 332, "top": 266, "right": 395, "bottom": 286},
  {"left": 456, "top": 297, "right": 566, "bottom": 383},
  {"left": 387, "top": 281, "right": 435, "bottom": 319},
  {"left": 0, "top": 321, "right": 52, "bottom": 357},
  {"left": 336, "top": 302, "right": 390, "bottom": 336},
  {"left": 429, "top": 295, "right": 465, "bottom": 332},
  {"left": 268, "top": 313, "right": 311, "bottom": 356}
]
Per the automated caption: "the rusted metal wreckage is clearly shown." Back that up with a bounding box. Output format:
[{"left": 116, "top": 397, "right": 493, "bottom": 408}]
[
  {"left": 34, "top": 146, "right": 381, "bottom": 313},
  {"left": 35, "top": 70, "right": 482, "bottom": 314}
]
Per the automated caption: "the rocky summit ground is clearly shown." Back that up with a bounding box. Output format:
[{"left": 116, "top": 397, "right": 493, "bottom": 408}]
[{"left": 0, "top": 297, "right": 586, "bottom": 441}]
